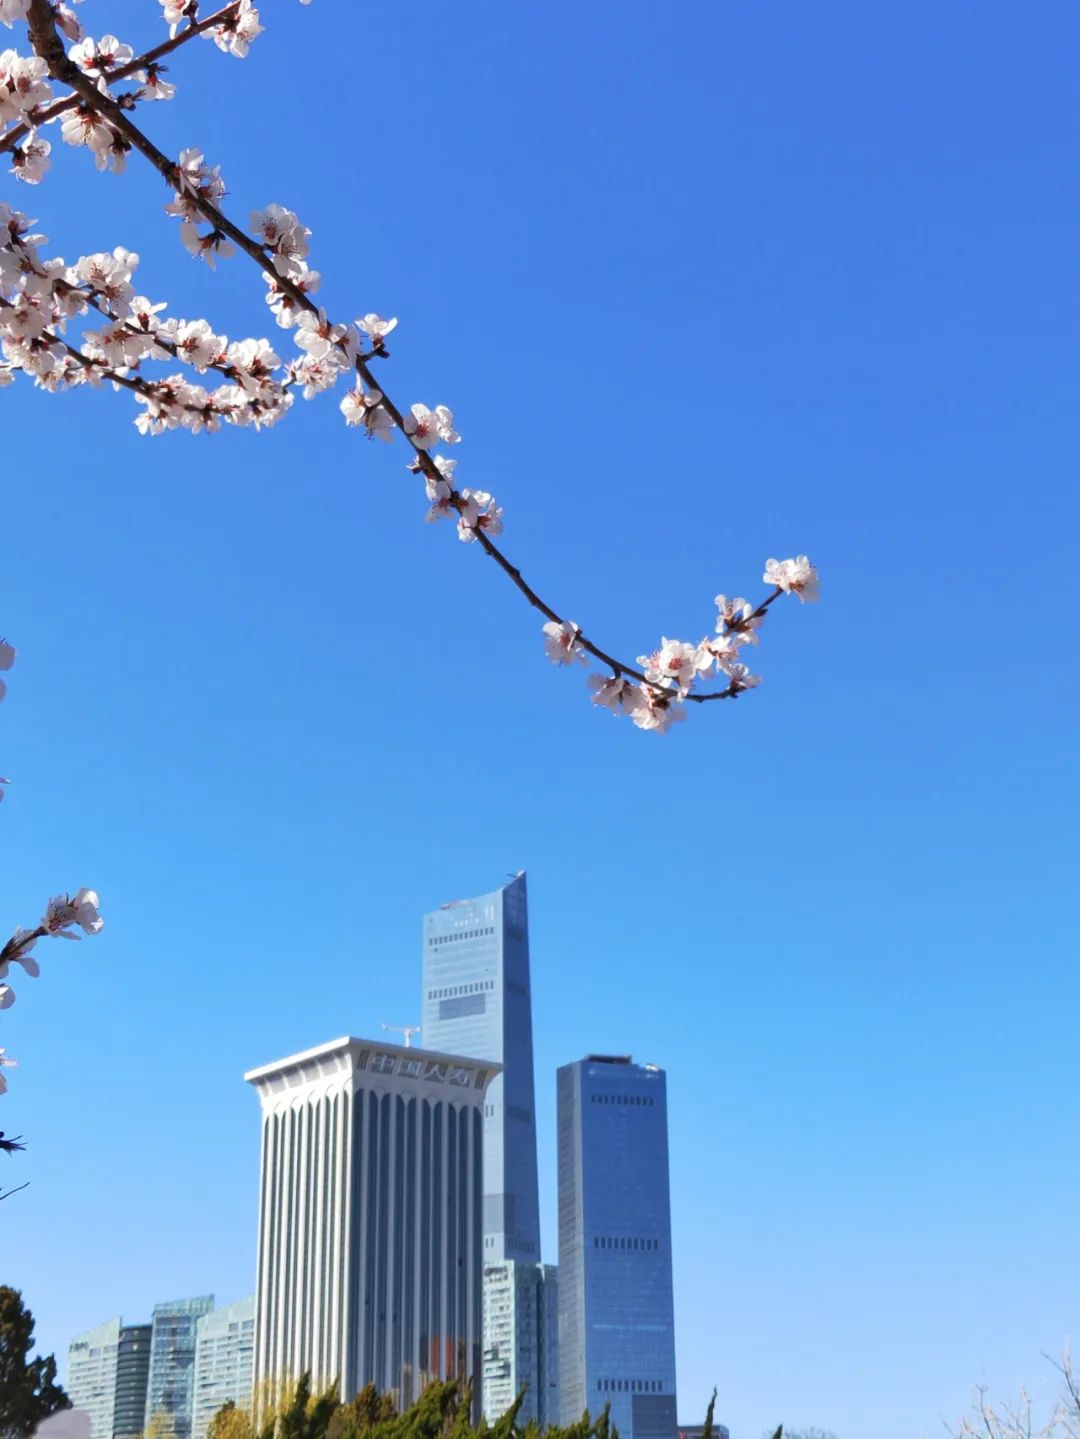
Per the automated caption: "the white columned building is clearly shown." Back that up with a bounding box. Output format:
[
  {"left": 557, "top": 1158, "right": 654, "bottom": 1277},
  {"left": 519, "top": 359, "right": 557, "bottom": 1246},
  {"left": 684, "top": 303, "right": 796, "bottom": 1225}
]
[{"left": 245, "top": 1035, "right": 499, "bottom": 1413}]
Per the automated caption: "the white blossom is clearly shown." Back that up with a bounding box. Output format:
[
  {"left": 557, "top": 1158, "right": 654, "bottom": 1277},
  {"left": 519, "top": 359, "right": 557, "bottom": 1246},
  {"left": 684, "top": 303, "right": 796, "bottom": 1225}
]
[
  {"left": 173, "top": 318, "right": 227, "bottom": 372},
  {"left": 69, "top": 34, "right": 134, "bottom": 77},
  {"left": 226, "top": 337, "right": 280, "bottom": 392},
  {"left": 0, "top": 984, "right": 13, "bottom": 1011},
  {"left": 456, "top": 488, "right": 503, "bottom": 543},
  {"left": 339, "top": 382, "right": 394, "bottom": 439},
  {"left": 12, "top": 134, "right": 50, "bottom": 184},
  {"left": 137, "top": 65, "right": 175, "bottom": 102},
  {"left": 208, "top": 0, "right": 262, "bottom": 57},
  {"left": 250, "top": 203, "right": 309, "bottom": 260},
  {"left": 55, "top": 3, "right": 83, "bottom": 43},
  {"left": 0, "top": 932, "right": 38, "bottom": 980},
  {"left": 60, "top": 106, "right": 114, "bottom": 162},
  {"left": 0, "top": 0, "right": 30, "bottom": 31},
  {"left": 166, "top": 149, "right": 226, "bottom": 220},
  {"left": 588, "top": 674, "right": 645, "bottom": 718},
  {"left": 403, "top": 403, "right": 459, "bottom": 450},
  {"left": 637, "top": 637, "right": 711, "bottom": 698},
  {"left": 294, "top": 308, "right": 346, "bottom": 360},
  {"left": 0, "top": 49, "right": 51, "bottom": 120},
  {"left": 763, "top": 554, "right": 820, "bottom": 602},
  {"left": 357, "top": 313, "right": 397, "bottom": 347},
  {"left": 264, "top": 262, "right": 320, "bottom": 328},
  {"left": 714, "top": 593, "right": 761, "bottom": 643},
  {"left": 631, "top": 689, "right": 688, "bottom": 735},
  {"left": 542, "top": 620, "right": 586, "bottom": 667},
  {"left": 724, "top": 663, "right": 762, "bottom": 695},
  {"left": 0, "top": 1048, "right": 16, "bottom": 1094},
  {"left": 179, "top": 222, "right": 234, "bottom": 267}
]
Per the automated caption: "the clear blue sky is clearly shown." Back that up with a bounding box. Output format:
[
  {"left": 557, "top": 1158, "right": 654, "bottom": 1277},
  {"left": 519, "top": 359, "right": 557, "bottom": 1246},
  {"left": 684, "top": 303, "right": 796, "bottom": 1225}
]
[{"left": 4, "top": 2, "right": 1079, "bottom": 1436}]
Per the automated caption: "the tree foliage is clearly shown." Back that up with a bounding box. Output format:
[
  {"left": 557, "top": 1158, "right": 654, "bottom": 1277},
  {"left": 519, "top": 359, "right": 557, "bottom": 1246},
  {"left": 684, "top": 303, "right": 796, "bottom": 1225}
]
[{"left": 0, "top": 1287, "right": 69, "bottom": 1439}]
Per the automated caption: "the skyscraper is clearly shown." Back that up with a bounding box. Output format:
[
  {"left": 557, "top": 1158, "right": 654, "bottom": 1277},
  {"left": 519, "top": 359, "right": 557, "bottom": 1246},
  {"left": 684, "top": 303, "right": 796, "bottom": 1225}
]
[
  {"left": 481, "top": 1262, "right": 558, "bottom": 1428},
  {"left": 192, "top": 1297, "right": 255, "bottom": 1439},
  {"left": 145, "top": 1297, "right": 215, "bottom": 1439},
  {"left": 68, "top": 1319, "right": 153, "bottom": 1439},
  {"left": 420, "top": 871, "right": 540, "bottom": 1264},
  {"left": 68, "top": 1320, "right": 123, "bottom": 1439},
  {"left": 557, "top": 1055, "right": 678, "bottom": 1439},
  {"left": 246, "top": 1034, "right": 498, "bottom": 1411}
]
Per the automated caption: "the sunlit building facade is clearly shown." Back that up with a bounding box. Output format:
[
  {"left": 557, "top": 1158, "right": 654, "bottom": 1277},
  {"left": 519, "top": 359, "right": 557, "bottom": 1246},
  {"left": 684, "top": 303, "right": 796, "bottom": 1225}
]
[
  {"left": 481, "top": 1262, "right": 558, "bottom": 1426},
  {"left": 557, "top": 1055, "right": 677, "bottom": 1439},
  {"left": 246, "top": 1035, "right": 498, "bottom": 1413},
  {"left": 192, "top": 1296, "right": 255, "bottom": 1439}
]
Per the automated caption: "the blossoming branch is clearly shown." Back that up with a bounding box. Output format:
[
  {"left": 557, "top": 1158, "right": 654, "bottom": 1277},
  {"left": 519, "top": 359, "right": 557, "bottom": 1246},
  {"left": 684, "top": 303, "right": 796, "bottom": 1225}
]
[{"left": 0, "top": 0, "right": 819, "bottom": 734}]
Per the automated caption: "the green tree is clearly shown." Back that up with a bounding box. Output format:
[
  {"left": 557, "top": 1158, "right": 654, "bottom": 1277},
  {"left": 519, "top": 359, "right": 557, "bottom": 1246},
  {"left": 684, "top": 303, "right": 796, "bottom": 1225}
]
[{"left": 0, "top": 1288, "right": 69, "bottom": 1439}]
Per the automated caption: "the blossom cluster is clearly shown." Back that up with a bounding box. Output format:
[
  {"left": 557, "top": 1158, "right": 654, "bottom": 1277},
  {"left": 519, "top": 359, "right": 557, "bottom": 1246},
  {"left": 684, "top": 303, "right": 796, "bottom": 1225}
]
[{"left": 538, "top": 554, "right": 819, "bottom": 733}]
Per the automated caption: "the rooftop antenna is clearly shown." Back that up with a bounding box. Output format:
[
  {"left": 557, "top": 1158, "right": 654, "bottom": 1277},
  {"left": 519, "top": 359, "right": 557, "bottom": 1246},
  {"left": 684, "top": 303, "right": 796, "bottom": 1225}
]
[{"left": 381, "top": 1023, "right": 422, "bottom": 1048}]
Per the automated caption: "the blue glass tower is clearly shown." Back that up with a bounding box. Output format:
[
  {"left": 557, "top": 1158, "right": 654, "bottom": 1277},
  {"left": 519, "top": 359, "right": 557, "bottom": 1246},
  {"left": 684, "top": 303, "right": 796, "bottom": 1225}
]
[
  {"left": 421, "top": 872, "right": 541, "bottom": 1263},
  {"left": 557, "top": 1055, "right": 677, "bottom": 1439}
]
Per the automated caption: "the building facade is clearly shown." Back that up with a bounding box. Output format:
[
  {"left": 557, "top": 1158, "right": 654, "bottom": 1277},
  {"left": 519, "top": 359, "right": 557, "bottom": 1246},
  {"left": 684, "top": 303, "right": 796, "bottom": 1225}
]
[
  {"left": 420, "top": 871, "right": 541, "bottom": 1264},
  {"left": 481, "top": 1262, "right": 558, "bottom": 1427},
  {"left": 68, "top": 1320, "right": 122, "bottom": 1439},
  {"left": 246, "top": 1035, "right": 498, "bottom": 1411},
  {"left": 192, "top": 1297, "right": 255, "bottom": 1439},
  {"left": 557, "top": 1056, "right": 678, "bottom": 1439},
  {"left": 68, "top": 1320, "right": 153, "bottom": 1439},
  {"left": 145, "top": 1297, "right": 214, "bottom": 1439}
]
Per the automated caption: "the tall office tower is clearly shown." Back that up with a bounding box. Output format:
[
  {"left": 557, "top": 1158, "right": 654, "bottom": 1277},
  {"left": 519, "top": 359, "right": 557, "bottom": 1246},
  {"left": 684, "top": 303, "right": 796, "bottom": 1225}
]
[
  {"left": 68, "top": 1320, "right": 153, "bottom": 1439},
  {"left": 557, "top": 1055, "right": 678, "bottom": 1439},
  {"left": 68, "top": 1320, "right": 122, "bottom": 1439},
  {"left": 145, "top": 1297, "right": 215, "bottom": 1439},
  {"left": 192, "top": 1297, "right": 255, "bottom": 1439},
  {"left": 421, "top": 871, "right": 540, "bottom": 1264},
  {"left": 481, "top": 1262, "right": 558, "bottom": 1427},
  {"left": 246, "top": 1035, "right": 498, "bottom": 1411},
  {"left": 114, "top": 1325, "right": 153, "bottom": 1439}
]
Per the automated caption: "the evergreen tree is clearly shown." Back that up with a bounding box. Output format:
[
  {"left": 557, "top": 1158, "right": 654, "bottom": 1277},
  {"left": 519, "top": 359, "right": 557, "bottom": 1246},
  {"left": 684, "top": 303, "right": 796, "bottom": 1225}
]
[{"left": 0, "top": 1288, "right": 69, "bottom": 1439}]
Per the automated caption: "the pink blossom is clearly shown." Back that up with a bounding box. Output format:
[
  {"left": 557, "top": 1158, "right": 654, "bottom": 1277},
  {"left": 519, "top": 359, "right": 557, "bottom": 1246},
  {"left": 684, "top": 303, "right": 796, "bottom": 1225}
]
[
  {"left": 403, "top": 403, "right": 459, "bottom": 451},
  {"left": 456, "top": 489, "right": 503, "bottom": 543},
  {"left": 631, "top": 688, "right": 688, "bottom": 735},
  {"left": 636, "top": 637, "right": 711, "bottom": 698},
  {"left": 588, "top": 674, "right": 645, "bottom": 718},
  {"left": 12, "top": 134, "right": 50, "bottom": 184}
]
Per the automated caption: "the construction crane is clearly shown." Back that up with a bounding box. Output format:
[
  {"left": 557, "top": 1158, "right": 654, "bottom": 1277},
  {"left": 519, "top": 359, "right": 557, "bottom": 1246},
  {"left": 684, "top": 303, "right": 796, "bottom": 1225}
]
[{"left": 381, "top": 1023, "right": 422, "bottom": 1048}]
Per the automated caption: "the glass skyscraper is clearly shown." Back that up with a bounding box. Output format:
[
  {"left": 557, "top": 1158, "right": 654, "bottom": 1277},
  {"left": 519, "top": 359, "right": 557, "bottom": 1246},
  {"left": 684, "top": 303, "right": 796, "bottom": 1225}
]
[
  {"left": 420, "top": 871, "right": 541, "bottom": 1264},
  {"left": 557, "top": 1055, "right": 678, "bottom": 1439},
  {"left": 145, "top": 1296, "right": 214, "bottom": 1439}
]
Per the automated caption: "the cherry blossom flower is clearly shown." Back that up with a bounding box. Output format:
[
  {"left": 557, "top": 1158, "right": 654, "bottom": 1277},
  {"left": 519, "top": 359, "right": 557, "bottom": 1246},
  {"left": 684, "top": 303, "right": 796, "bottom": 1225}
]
[
  {"left": 637, "top": 637, "right": 712, "bottom": 698},
  {"left": 0, "top": 1049, "right": 16, "bottom": 1095},
  {"left": 290, "top": 352, "right": 346, "bottom": 399},
  {"left": 724, "top": 663, "right": 762, "bottom": 695},
  {"left": 588, "top": 674, "right": 645, "bottom": 718},
  {"left": 137, "top": 64, "right": 175, "bottom": 102},
  {"left": 404, "top": 402, "right": 460, "bottom": 451},
  {"left": 294, "top": 308, "right": 346, "bottom": 360},
  {"left": 0, "top": 0, "right": 30, "bottom": 31},
  {"left": 166, "top": 149, "right": 226, "bottom": 220},
  {"left": 12, "top": 134, "right": 50, "bottom": 184},
  {"left": 55, "top": 3, "right": 83, "bottom": 43},
  {"left": 0, "top": 986, "right": 12, "bottom": 1011},
  {"left": 631, "top": 688, "right": 688, "bottom": 735},
  {"left": 0, "top": 933, "right": 38, "bottom": 979},
  {"left": 60, "top": 105, "right": 114, "bottom": 162},
  {"left": 357, "top": 313, "right": 397, "bottom": 350},
  {"left": 227, "top": 337, "right": 280, "bottom": 392},
  {"left": 339, "top": 382, "right": 394, "bottom": 439},
  {"left": 160, "top": 0, "right": 196, "bottom": 31},
  {"left": 542, "top": 620, "right": 586, "bottom": 667},
  {"left": 173, "top": 318, "right": 227, "bottom": 371},
  {"left": 250, "top": 203, "right": 308, "bottom": 261},
  {"left": 715, "top": 594, "right": 761, "bottom": 643},
  {"left": 456, "top": 488, "right": 503, "bottom": 543},
  {"left": 208, "top": 0, "right": 262, "bottom": 58},
  {"left": 179, "top": 222, "right": 234, "bottom": 267},
  {"left": 0, "top": 49, "right": 51, "bottom": 120},
  {"left": 69, "top": 34, "right": 134, "bottom": 78},
  {"left": 763, "top": 555, "right": 820, "bottom": 602},
  {"left": 264, "top": 262, "right": 320, "bottom": 328}
]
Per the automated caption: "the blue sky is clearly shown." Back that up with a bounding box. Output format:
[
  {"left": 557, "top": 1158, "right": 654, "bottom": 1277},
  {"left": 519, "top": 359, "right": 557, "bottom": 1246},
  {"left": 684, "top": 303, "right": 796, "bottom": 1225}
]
[{"left": 3, "top": 1, "right": 1080, "bottom": 1436}]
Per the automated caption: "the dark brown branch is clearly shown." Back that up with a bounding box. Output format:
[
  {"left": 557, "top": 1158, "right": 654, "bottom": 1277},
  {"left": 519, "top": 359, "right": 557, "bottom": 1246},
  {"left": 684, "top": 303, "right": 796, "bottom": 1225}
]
[{"left": 23, "top": 0, "right": 783, "bottom": 704}]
